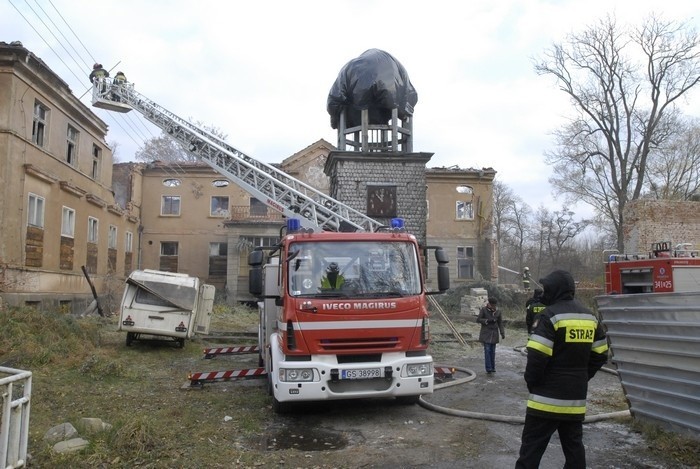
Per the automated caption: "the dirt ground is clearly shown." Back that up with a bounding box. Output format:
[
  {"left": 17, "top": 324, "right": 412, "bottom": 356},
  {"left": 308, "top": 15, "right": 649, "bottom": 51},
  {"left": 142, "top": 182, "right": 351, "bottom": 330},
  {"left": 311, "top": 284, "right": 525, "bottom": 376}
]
[{"left": 216, "top": 317, "right": 686, "bottom": 468}]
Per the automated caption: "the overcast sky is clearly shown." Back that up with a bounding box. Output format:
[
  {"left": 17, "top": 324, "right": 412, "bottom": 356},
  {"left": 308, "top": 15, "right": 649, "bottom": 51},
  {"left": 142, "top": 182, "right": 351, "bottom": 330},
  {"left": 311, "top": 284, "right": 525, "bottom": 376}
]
[{"left": 3, "top": 0, "right": 700, "bottom": 218}]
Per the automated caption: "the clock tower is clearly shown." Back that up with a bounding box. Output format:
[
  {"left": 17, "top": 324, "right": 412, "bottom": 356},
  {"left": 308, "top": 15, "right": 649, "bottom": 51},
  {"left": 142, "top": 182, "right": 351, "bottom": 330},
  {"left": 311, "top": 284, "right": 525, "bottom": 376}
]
[{"left": 323, "top": 107, "right": 432, "bottom": 245}]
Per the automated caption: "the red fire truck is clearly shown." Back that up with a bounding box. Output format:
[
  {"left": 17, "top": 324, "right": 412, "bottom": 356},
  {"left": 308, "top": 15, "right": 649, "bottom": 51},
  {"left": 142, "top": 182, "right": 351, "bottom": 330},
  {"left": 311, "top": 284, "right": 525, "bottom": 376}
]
[
  {"left": 604, "top": 241, "right": 700, "bottom": 294},
  {"left": 249, "top": 218, "right": 449, "bottom": 412}
]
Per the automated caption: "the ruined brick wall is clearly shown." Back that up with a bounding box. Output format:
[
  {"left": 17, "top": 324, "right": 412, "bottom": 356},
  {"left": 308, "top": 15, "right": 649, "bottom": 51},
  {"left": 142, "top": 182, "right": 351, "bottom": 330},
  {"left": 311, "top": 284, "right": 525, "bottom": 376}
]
[{"left": 624, "top": 199, "right": 700, "bottom": 253}]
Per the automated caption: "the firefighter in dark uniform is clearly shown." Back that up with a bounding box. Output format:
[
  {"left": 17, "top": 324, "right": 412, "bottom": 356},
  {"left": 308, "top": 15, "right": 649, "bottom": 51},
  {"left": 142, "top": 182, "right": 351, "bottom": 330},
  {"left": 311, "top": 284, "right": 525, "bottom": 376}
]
[
  {"left": 321, "top": 262, "right": 345, "bottom": 290},
  {"left": 525, "top": 288, "right": 545, "bottom": 335},
  {"left": 89, "top": 63, "right": 109, "bottom": 93},
  {"left": 111, "top": 71, "right": 127, "bottom": 101},
  {"left": 522, "top": 266, "right": 531, "bottom": 290},
  {"left": 516, "top": 270, "right": 608, "bottom": 469}
]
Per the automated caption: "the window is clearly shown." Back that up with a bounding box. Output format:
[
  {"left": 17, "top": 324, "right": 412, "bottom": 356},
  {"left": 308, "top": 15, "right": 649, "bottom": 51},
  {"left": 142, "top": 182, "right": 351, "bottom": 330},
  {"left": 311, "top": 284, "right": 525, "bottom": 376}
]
[
  {"left": 87, "top": 217, "right": 99, "bottom": 243},
  {"left": 456, "top": 185, "right": 473, "bottom": 194},
  {"left": 125, "top": 231, "right": 133, "bottom": 253},
  {"left": 159, "top": 241, "right": 179, "bottom": 272},
  {"left": 161, "top": 195, "right": 181, "bottom": 215},
  {"left": 66, "top": 125, "right": 79, "bottom": 165},
  {"left": 108, "top": 225, "right": 118, "bottom": 249},
  {"left": 91, "top": 144, "right": 101, "bottom": 179},
  {"left": 457, "top": 246, "right": 474, "bottom": 279},
  {"left": 61, "top": 206, "right": 75, "bottom": 237},
  {"left": 160, "top": 242, "right": 178, "bottom": 256},
  {"left": 456, "top": 200, "right": 474, "bottom": 220},
  {"left": 211, "top": 196, "right": 229, "bottom": 217},
  {"left": 209, "top": 242, "right": 228, "bottom": 276},
  {"left": 250, "top": 198, "right": 268, "bottom": 217},
  {"left": 210, "top": 242, "right": 228, "bottom": 256},
  {"left": 32, "top": 101, "right": 48, "bottom": 147},
  {"left": 27, "top": 193, "right": 45, "bottom": 228},
  {"left": 212, "top": 179, "right": 229, "bottom": 187},
  {"left": 163, "top": 178, "right": 181, "bottom": 187}
]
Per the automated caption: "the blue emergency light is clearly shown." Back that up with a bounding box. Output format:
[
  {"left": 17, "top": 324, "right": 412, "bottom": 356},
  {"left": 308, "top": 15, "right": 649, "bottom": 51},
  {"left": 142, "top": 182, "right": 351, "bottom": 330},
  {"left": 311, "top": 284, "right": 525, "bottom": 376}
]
[
  {"left": 391, "top": 218, "right": 405, "bottom": 229},
  {"left": 287, "top": 218, "right": 301, "bottom": 232}
]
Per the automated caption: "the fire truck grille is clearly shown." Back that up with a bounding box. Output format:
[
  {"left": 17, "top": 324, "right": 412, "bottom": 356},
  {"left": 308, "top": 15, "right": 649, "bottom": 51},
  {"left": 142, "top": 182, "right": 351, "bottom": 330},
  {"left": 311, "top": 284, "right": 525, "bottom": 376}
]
[{"left": 319, "top": 337, "right": 399, "bottom": 351}]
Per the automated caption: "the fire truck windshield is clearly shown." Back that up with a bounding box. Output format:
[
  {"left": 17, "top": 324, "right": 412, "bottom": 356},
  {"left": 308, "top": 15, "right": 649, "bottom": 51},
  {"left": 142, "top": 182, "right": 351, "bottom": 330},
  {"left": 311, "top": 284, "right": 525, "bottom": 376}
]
[{"left": 287, "top": 241, "right": 421, "bottom": 298}]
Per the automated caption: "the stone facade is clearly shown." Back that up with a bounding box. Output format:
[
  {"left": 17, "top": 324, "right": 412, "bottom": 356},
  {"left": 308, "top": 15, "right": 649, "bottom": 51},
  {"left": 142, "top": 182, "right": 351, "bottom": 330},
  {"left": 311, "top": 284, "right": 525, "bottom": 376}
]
[
  {"left": 623, "top": 199, "right": 700, "bottom": 253},
  {"left": 426, "top": 167, "right": 497, "bottom": 283},
  {"left": 0, "top": 42, "right": 139, "bottom": 313},
  {"left": 324, "top": 151, "right": 432, "bottom": 245}
]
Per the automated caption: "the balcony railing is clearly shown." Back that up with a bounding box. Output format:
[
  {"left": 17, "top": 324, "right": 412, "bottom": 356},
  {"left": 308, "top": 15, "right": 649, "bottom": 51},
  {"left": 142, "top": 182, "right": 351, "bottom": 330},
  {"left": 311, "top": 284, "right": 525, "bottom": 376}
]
[{"left": 228, "top": 205, "right": 285, "bottom": 222}]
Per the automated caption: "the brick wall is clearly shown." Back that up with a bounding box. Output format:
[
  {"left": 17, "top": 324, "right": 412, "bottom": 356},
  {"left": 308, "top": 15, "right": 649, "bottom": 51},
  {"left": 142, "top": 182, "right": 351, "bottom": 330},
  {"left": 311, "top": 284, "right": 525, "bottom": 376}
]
[
  {"left": 624, "top": 199, "right": 700, "bottom": 253},
  {"left": 325, "top": 151, "right": 432, "bottom": 245}
]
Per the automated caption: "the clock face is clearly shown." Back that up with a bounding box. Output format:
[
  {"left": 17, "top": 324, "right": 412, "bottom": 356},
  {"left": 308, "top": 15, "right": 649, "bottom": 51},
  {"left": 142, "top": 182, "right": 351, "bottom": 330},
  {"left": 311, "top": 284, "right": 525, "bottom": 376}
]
[{"left": 367, "top": 186, "right": 397, "bottom": 217}]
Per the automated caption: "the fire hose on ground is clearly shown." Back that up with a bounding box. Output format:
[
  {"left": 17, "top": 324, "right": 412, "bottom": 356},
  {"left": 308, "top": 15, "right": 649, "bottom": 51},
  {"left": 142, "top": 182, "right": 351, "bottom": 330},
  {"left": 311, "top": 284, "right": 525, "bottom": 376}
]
[{"left": 418, "top": 347, "right": 631, "bottom": 424}]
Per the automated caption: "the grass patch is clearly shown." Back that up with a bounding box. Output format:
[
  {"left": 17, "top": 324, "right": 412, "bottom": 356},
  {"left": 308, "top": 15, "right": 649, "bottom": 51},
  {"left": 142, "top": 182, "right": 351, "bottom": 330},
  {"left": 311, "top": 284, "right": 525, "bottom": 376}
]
[
  {"left": 632, "top": 421, "right": 700, "bottom": 467},
  {"left": 0, "top": 303, "right": 270, "bottom": 467},
  {"left": 0, "top": 307, "right": 103, "bottom": 368}
]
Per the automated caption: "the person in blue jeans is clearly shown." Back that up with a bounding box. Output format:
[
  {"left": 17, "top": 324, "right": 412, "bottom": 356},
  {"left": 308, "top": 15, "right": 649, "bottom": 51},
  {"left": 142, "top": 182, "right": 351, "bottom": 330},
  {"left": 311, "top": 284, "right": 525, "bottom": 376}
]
[{"left": 477, "top": 297, "right": 505, "bottom": 373}]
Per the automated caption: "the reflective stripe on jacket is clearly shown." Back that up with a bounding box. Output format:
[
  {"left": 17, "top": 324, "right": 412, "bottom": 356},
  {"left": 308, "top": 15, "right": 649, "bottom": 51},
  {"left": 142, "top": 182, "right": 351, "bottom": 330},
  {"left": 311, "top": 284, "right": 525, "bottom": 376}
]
[{"left": 524, "top": 304, "right": 608, "bottom": 421}]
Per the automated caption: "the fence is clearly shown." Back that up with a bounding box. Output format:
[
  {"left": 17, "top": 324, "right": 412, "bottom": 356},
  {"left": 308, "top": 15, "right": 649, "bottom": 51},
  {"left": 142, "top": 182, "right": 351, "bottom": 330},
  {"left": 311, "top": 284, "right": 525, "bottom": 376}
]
[
  {"left": 1, "top": 366, "right": 32, "bottom": 469},
  {"left": 596, "top": 292, "right": 700, "bottom": 437}
]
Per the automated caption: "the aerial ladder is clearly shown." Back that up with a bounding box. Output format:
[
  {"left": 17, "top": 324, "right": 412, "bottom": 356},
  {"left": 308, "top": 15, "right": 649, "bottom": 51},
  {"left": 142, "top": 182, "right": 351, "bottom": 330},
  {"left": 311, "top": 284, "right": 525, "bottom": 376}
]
[
  {"left": 92, "top": 77, "right": 462, "bottom": 389},
  {"left": 92, "top": 79, "right": 384, "bottom": 233}
]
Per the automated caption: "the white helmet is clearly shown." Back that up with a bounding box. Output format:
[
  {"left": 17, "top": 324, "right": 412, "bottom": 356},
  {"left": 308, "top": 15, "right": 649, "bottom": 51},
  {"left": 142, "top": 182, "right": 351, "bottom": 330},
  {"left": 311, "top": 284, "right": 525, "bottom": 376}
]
[{"left": 524, "top": 267, "right": 529, "bottom": 271}]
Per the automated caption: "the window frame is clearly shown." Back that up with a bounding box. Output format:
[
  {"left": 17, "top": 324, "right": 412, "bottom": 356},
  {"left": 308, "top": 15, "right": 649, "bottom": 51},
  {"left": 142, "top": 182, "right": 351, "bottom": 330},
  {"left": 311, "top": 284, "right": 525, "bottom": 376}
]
[
  {"left": 27, "top": 193, "right": 45, "bottom": 228},
  {"left": 61, "top": 206, "right": 76, "bottom": 237},
  {"left": 160, "top": 241, "right": 179, "bottom": 256},
  {"left": 66, "top": 125, "right": 79, "bottom": 166},
  {"left": 87, "top": 216, "right": 99, "bottom": 243},
  {"left": 456, "top": 200, "right": 474, "bottom": 220},
  {"left": 209, "top": 242, "right": 228, "bottom": 256},
  {"left": 456, "top": 246, "right": 475, "bottom": 279},
  {"left": 161, "top": 195, "right": 181, "bottom": 216},
  {"left": 249, "top": 197, "right": 268, "bottom": 217},
  {"left": 32, "top": 101, "right": 48, "bottom": 147},
  {"left": 108, "top": 224, "right": 118, "bottom": 249},
  {"left": 210, "top": 195, "right": 230, "bottom": 217},
  {"left": 125, "top": 231, "right": 133, "bottom": 253},
  {"left": 91, "top": 144, "right": 102, "bottom": 179}
]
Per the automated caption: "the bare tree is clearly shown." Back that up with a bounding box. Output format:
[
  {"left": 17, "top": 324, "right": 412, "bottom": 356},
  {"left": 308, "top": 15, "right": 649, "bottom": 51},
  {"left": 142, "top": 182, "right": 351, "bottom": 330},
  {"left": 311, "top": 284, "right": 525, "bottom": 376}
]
[
  {"left": 646, "top": 117, "right": 700, "bottom": 199},
  {"left": 108, "top": 140, "right": 121, "bottom": 163},
  {"left": 135, "top": 121, "right": 228, "bottom": 163},
  {"left": 543, "top": 206, "right": 589, "bottom": 267},
  {"left": 492, "top": 179, "right": 518, "bottom": 249},
  {"left": 508, "top": 199, "right": 533, "bottom": 276},
  {"left": 536, "top": 14, "right": 700, "bottom": 251}
]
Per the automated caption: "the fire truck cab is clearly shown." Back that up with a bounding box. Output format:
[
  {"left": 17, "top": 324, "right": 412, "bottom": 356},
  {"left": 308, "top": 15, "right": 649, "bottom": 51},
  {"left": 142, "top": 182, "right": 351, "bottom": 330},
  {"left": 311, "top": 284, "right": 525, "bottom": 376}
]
[{"left": 604, "top": 241, "right": 700, "bottom": 294}]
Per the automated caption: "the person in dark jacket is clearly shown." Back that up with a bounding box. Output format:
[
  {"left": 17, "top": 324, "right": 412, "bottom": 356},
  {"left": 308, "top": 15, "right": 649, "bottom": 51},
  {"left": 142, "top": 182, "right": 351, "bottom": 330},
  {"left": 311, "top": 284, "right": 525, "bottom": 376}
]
[
  {"left": 516, "top": 270, "right": 608, "bottom": 469},
  {"left": 89, "top": 63, "right": 109, "bottom": 83},
  {"left": 111, "top": 71, "right": 127, "bottom": 101},
  {"left": 89, "top": 63, "right": 109, "bottom": 93},
  {"left": 525, "top": 288, "right": 545, "bottom": 335},
  {"left": 476, "top": 297, "right": 505, "bottom": 373}
]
